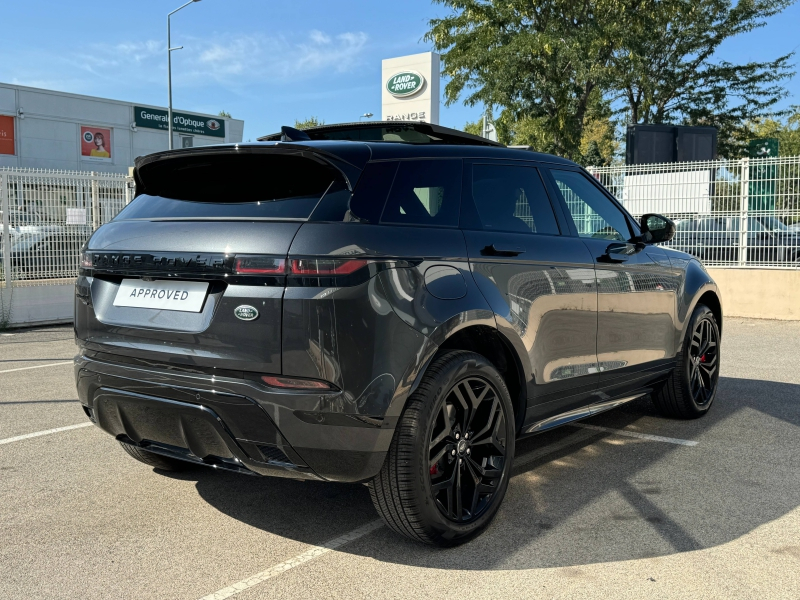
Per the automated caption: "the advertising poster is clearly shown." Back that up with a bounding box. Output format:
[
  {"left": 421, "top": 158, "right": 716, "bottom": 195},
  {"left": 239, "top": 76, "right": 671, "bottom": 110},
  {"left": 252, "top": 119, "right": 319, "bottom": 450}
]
[
  {"left": 0, "top": 115, "right": 14, "bottom": 155},
  {"left": 80, "top": 126, "right": 112, "bottom": 162}
]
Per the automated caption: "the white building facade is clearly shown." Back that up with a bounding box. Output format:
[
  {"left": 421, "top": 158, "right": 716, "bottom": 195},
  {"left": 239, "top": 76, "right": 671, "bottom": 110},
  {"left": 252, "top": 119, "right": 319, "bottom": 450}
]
[{"left": 0, "top": 83, "right": 244, "bottom": 174}]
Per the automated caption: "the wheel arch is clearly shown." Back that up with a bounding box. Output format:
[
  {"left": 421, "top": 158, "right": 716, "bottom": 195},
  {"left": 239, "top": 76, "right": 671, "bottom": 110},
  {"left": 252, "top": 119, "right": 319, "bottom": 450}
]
[
  {"left": 428, "top": 321, "right": 529, "bottom": 434},
  {"left": 697, "top": 290, "right": 723, "bottom": 336},
  {"left": 678, "top": 259, "right": 723, "bottom": 343}
]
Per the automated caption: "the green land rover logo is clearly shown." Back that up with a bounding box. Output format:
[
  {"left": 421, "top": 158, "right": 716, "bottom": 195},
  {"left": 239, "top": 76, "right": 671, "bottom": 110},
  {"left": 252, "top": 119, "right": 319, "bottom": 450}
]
[
  {"left": 234, "top": 305, "right": 259, "bottom": 321},
  {"left": 386, "top": 71, "right": 424, "bottom": 98}
]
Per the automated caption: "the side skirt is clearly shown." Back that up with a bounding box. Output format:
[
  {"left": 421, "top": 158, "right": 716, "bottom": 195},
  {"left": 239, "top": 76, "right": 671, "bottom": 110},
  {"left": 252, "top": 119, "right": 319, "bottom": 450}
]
[{"left": 520, "top": 393, "right": 647, "bottom": 436}]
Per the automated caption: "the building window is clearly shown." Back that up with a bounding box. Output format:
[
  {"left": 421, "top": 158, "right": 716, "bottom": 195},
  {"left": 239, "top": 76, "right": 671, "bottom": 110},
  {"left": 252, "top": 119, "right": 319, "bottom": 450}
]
[{"left": 181, "top": 136, "right": 193, "bottom": 148}]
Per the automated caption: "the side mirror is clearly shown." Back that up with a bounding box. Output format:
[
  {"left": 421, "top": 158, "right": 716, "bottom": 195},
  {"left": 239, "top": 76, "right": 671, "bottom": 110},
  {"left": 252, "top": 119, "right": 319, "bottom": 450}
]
[{"left": 639, "top": 213, "right": 676, "bottom": 244}]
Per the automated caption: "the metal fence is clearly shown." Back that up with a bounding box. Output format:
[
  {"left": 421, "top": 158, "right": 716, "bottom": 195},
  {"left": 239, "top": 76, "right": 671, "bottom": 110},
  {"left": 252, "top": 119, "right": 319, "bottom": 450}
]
[
  {"left": 1, "top": 168, "right": 133, "bottom": 289},
  {"left": 587, "top": 156, "right": 800, "bottom": 268}
]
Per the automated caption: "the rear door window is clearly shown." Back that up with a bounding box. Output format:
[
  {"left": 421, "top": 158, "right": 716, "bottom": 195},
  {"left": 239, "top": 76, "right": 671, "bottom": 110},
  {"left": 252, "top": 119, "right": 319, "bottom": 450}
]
[
  {"left": 469, "top": 164, "right": 560, "bottom": 235},
  {"left": 380, "top": 159, "right": 462, "bottom": 227}
]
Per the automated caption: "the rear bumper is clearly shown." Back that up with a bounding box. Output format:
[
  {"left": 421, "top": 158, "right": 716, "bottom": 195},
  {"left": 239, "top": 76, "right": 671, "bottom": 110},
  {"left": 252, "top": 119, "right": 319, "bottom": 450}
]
[{"left": 75, "top": 353, "right": 393, "bottom": 483}]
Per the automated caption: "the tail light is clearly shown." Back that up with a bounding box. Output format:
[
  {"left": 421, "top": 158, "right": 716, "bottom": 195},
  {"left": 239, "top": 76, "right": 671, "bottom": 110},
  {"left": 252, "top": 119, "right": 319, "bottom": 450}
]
[
  {"left": 289, "top": 258, "right": 370, "bottom": 276},
  {"left": 234, "top": 256, "right": 286, "bottom": 275},
  {"left": 261, "top": 375, "right": 334, "bottom": 390}
]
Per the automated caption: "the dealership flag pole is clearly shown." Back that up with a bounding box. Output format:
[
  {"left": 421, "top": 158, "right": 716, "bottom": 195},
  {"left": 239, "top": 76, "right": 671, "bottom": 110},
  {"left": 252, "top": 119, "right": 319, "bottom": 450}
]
[{"left": 167, "top": 0, "right": 201, "bottom": 151}]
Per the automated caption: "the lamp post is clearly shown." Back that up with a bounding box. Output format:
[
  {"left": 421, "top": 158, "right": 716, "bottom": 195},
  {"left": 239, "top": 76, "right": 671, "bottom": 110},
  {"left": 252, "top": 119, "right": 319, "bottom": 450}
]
[
  {"left": 168, "top": 0, "right": 202, "bottom": 150},
  {"left": 359, "top": 113, "right": 373, "bottom": 121}
]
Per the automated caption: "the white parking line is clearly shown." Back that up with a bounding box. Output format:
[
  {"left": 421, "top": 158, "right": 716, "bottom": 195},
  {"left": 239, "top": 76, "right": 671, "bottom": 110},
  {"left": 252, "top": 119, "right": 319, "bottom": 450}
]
[
  {"left": 570, "top": 423, "right": 698, "bottom": 446},
  {"left": 198, "top": 520, "right": 384, "bottom": 600},
  {"left": 0, "top": 422, "right": 93, "bottom": 445},
  {"left": 0, "top": 361, "right": 72, "bottom": 374}
]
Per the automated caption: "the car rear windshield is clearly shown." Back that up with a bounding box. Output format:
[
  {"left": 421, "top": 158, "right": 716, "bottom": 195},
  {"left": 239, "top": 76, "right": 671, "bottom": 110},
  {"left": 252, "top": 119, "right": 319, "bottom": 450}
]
[{"left": 117, "top": 153, "right": 342, "bottom": 220}]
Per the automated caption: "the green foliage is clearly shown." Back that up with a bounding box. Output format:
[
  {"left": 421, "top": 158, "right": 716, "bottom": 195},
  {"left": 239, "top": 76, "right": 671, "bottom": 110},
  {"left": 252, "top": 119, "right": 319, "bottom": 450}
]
[
  {"left": 746, "top": 107, "right": 800, "bottom": 156},
  {"left": 463, "top": 119, "right": 483, "bottom": 137},
  {"left": 611, "top": 0, "right": 796, "bottom": 158},
  {"left": 217, "top": 110, "right": 232, "bottom": 118},
  {"left": 294, "top": 117, "right": 325, "bottom": 130},
  {"left": 427, "top": 0, "right": 624, "bottom": 161},
  {"left": 427, "top": 0, "right": 795, "bottom": 160}
]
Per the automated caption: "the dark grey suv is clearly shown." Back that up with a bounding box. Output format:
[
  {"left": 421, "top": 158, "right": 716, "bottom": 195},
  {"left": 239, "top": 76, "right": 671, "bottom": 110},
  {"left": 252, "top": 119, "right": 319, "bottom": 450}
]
[{"left": 75, "top": 122, "right": 722, "bottom": 546}]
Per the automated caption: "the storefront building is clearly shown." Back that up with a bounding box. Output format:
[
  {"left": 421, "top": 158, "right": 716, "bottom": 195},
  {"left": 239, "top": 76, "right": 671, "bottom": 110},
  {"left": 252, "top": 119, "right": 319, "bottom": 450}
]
[{"left": 0, "top": 83, "right": 244, "bottom": 174}]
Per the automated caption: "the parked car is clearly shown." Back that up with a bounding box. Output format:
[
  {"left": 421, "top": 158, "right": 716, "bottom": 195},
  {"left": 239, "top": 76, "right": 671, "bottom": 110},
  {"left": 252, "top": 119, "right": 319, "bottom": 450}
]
[
  {"left": 9, "top": 226, "right": 91, "bottom": 280},
  {"left": 672, "top": 214, "right": 800, "bottom": 264},
  {"left": 74, "top": 121, "right": 722, "bottom": 546},
  {"left": 1, "top": 210, "right": 50, "bottom": 252}
]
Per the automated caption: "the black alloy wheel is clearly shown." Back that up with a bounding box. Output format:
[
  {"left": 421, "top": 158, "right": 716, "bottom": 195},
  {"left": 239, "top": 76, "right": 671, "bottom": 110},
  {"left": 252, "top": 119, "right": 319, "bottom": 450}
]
[
  {"left": 687, "top": 315, "right": 719, "bottom": 405},
  {"left": 370, "top": 350, "right": 515, "bottom": 546},
  {"left": 428, "top": 377, "right": 507, "bottom": 523},
  {"left": 651, "top": 303, "right": 721, "bottom": 419}
]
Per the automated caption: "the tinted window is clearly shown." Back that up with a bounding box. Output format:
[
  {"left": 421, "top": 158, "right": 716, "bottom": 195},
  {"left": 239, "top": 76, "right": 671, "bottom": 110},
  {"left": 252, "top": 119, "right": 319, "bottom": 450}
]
[
  {"left": 549, "top": 169, "right": 631, "bottom": 241},
  {"left": 120, "top": 154, "right": 341, "bottom": 220},
  {"left": 381, "top": 160, "right": 462, "bottom": 227},
  {"left": 347, "top": 161, "right": 399, "bottom": 223},
  {"left": 308, "top": 181, "right": 352, "bottom": 222},
  {"left": 471, "top": 165, "right": 559, "bottom": 235}
]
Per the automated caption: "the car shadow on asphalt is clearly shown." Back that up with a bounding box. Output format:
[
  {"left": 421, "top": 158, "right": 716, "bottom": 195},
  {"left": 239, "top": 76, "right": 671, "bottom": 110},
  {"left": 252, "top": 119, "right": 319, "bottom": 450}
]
[{"left": 171, "top": 376, "right": 800, "bottom": 570}]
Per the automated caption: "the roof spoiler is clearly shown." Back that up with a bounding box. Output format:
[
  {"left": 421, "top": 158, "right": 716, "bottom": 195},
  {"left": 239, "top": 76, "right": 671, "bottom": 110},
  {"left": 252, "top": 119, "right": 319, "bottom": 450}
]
[
  {"left": 133, "top": 143, "right": 369, "bottom": 193},
  {"left": 280, "top": 126, "right": 311, "bottom": 142}
]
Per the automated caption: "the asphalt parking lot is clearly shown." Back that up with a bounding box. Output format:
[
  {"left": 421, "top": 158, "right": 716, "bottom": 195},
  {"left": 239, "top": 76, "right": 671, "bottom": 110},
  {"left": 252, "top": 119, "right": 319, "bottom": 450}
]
[{"left": 1, "top": 318, "right": 798, "bottom": 599}]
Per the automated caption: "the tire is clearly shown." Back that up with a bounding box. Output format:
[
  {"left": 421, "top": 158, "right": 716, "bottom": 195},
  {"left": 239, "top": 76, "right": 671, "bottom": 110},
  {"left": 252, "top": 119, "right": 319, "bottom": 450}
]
[
  {"left": 652, "top": 304, "right": 720, "bottom": 419},
  {"left": 119, "top": 441, "right": 191, "bottom": 471},
  {"left": 369, "top": 351, "right": 515, "bottom": 546}
]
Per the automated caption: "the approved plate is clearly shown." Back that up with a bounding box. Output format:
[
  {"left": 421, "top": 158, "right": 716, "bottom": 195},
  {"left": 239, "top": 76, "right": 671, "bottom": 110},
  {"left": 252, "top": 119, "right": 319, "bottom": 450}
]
[{"left": 113, "top": 279, "right": 209, "bottom": 312}]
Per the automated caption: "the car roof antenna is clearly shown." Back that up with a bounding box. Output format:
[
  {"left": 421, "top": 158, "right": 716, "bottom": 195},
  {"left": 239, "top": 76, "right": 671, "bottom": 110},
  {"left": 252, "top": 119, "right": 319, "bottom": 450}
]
[{"left": 280, "top": 126, "right": 311, "bottom": 142}]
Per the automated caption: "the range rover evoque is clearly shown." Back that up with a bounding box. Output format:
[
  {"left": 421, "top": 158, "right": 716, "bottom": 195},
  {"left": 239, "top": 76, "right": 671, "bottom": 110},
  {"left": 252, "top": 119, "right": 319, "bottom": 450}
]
[{"left": 75, "top": 121, "right": 722, "bottom": 546}]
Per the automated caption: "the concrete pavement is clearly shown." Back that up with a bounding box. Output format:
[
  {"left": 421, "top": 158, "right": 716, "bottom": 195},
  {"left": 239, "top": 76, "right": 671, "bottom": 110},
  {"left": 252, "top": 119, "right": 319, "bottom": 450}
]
[{"left": 1, "top": 318, "right": 798, "bottom": 599}]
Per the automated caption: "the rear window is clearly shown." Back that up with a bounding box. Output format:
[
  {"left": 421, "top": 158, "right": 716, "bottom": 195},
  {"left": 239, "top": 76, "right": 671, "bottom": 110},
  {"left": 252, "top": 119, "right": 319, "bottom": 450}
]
[{"left": 118, "top": 153, "right": 342, "bottom": 220}]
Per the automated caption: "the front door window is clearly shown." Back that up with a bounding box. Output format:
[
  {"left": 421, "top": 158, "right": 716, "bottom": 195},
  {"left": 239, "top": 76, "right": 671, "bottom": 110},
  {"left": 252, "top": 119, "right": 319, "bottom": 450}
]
[{"left": 549, "top": 170, "right": 631, "bottom": 241}]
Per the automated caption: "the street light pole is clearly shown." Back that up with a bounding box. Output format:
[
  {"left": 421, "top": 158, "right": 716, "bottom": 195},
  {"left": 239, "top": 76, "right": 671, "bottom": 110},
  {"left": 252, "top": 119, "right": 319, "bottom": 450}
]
[
  {"left": 168, "top": 0, "right": 201, "bottom": 150},
  {"left": 359, "top": 113, "right": 374, "bottom": 121}
]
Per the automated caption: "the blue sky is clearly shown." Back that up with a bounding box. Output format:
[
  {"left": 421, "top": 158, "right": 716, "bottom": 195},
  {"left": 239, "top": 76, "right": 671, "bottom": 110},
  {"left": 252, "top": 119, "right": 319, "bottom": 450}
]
[{"left": 2, "top": 0, "right": 799, "bottom": 141}]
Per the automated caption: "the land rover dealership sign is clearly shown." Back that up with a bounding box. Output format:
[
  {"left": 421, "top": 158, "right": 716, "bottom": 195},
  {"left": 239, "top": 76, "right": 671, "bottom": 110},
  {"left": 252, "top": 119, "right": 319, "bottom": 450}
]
[
  {"left": 386, "top": 71, "right": 424, "bottom": 98},
  {"left": 382, "top": 53, "right": 439, "bottom": 123},
  {"left": 134, "top": 106, "right": 225, "bottom": 138}
]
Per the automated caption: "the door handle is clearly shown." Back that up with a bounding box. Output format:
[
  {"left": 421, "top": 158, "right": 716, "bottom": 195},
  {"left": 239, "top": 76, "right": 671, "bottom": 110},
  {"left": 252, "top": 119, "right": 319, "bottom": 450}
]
[{"left": 482, "top": 244, "right": 525, "bottom": 257}]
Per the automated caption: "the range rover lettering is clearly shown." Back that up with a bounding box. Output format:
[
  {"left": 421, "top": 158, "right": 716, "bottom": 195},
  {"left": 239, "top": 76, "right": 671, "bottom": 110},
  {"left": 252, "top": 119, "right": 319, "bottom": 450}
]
[{"left": 74, "top": 121, "right": 722, "bottom": 546}]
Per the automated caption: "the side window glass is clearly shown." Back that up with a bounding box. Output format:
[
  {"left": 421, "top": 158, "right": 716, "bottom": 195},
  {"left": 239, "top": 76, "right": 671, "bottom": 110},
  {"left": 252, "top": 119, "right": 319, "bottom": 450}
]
[
  {"left": 471, "top": 165, "right": 560, "bottom": 235},
  {"left": 549, "top": 169, "right": 631, "bottom": 241},
  {"left": 348, "top": 161, "right": 399, "bottom": 223},
  {"left": 380, "top": 159, "right": 462, "bottom": 227}
]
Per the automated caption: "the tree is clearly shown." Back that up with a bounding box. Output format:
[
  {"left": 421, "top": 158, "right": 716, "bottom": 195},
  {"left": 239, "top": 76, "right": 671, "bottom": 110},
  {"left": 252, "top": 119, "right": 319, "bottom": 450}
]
[
  {"left": 427, "top": 0, "right": 795, "bottom": 160},
  {"left": 218, "top": 110, "right": 232, "bottom": 118},
  {"left": 747, "top": 106, "right": 800, "bottom": 156},
  {"left": 463, "top": 119, "right": 482, "bottom": 137},
  {"left": 427, "top": 1, "right": 642, "bottom": 160},
  {"left": 294, "top": 117, "right": 325, "bottom": 130},
  {"left": 611, "top": 0, "right": 795, "bottom": 157}
]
